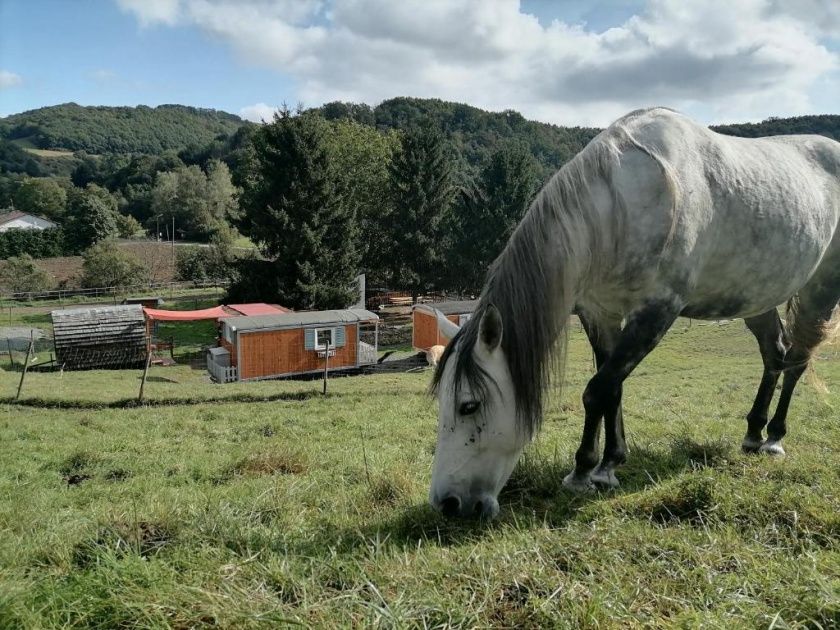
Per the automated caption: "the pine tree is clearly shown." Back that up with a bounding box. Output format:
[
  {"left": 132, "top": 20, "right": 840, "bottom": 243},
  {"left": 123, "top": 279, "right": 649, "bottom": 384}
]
[
  {"left": 235, "top": 108, "right": 360, "bottom": 310},
  {"left": 386, "top": 126, "right": 456, "bottom": 298},
  {"left": 450, "top": 143, "right": 538, "bottom": 293}
]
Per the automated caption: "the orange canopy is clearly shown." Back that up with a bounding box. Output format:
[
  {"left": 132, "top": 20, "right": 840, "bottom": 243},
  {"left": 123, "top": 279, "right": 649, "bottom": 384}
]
[{"left": 143, "top": 306, "right": 230, "bottom": 321}]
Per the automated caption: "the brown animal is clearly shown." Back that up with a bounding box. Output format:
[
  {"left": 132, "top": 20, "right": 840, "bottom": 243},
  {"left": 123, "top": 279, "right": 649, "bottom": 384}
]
[{"left": 425, "top": 345, "right": 445, "bottom": 367}]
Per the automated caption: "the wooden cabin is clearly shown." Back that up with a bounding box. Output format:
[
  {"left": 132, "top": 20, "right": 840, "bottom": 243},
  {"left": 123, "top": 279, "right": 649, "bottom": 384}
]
[
  {"left": 209, "top": 309, "right": 380, "bottom": 382},
  {"left": 412, "top": 300, "right": 478, "bottom": 351},
  {"left": 51, "top": 304, "right": 147, "bottom": 370}
]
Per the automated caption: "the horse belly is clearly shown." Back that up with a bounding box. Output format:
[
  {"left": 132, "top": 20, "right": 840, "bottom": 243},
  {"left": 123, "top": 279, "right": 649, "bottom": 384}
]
[{"left": 682, "top": 213, "right": 837, "bottom": 320}]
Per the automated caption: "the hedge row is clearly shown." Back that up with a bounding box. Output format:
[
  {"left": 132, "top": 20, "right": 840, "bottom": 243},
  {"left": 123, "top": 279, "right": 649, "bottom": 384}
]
[{"left": 0, "top": 228, "right": 67, "bottom": 258}]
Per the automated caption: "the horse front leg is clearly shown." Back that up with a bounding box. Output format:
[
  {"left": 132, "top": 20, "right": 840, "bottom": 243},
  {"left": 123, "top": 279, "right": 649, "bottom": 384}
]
[
  {"left": 563, "top": 298, "right": 681, "bottom": 493},
  {"left": 574, "top": 311, "right": 624, "bottom": 489}
]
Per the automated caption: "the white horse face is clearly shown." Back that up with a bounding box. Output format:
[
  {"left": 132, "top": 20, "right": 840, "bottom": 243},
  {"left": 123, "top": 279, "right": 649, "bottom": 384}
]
[{"left": 429, "top": 306, "right": 526, "bottom": 519}]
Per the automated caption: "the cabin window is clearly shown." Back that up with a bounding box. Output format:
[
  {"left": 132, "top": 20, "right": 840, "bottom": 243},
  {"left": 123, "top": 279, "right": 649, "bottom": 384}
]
[
  {"left": 314, "top": 327, "right": 335, "bottom": 350},
  {"left": 223, "top": 323, "right": 235, "bottom": 344}
]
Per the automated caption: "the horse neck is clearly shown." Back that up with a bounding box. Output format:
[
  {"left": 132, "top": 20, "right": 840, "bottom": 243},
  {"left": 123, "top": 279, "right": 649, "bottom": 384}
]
[{"left": 477, "top": 185, "right": 592, "bottom": 429}]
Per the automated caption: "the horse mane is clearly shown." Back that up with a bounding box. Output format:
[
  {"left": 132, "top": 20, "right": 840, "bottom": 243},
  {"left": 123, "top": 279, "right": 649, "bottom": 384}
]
[{"left": 432, "top": 107, "right": 680, "bottom": 437}]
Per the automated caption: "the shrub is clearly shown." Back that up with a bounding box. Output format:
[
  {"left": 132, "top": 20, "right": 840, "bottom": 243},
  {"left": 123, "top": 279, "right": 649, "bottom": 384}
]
[
  {"left": 80, "top": 240, "right": 148, "bottom": 289},
  {"left": 175, "top": 244, "right": 230, "bottom": 284},
  {"left": 0, "top": 254, "right": 54, "bottom": 293},
  {"left": 0, "top": 227, "right": 66, "bottom": 258}
]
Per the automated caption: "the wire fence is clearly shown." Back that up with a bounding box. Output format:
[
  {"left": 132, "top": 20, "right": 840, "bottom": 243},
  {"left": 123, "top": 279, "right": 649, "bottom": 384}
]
[{"left": 0, "top": 278, "right": 228, "bottom": 304}]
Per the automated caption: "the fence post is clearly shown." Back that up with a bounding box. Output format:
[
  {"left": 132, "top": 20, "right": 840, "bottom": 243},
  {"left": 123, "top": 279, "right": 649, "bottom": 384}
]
[
  {"left": 322, "top": 339, "right": 330, "bottom": 395},
  {"left": 6, "top": 339, "right": 13, "bottom": 367},
  {"left": 15, "top": 335, "right": 34, "bottom": 401},
  {"left": 138, "top": 341, "right": 152, "bottom": 403}
]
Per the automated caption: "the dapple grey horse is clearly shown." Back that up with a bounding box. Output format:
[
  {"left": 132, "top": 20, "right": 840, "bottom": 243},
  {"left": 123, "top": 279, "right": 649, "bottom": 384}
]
[{"left": 430, "top": 107, "right": 840, "bottom": 519}]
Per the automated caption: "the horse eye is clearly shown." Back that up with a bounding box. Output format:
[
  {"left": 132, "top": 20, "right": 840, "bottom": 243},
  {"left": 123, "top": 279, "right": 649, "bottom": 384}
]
[{"left": 459, "top": 401, "right": 480, "bottom": 416}]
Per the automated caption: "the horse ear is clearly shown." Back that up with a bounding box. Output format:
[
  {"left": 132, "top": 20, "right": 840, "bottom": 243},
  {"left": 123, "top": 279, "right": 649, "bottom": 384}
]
[
  {"left": 435, "top": 309, "right": 461, "bottom": 339},
  {"left": 479, "top": 305, "right": 503, "bottom": 352}
]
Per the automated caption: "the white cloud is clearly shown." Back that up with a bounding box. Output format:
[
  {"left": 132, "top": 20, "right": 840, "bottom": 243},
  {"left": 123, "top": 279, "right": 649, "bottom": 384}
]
[
  {"left": 116, "top": 0, "right": 182, "bottom": 26},
  {"left": 91, "top": 69, "right": 118, "bottom": 82},
  {"left": 239, "top": 102, "right": 280, "bottom": 122},
  {"left": 117, "top": 0, "right": 840, "bottom": 126},
  {"left": 0, "top": 70, "right": 23, "bottom": 90}
]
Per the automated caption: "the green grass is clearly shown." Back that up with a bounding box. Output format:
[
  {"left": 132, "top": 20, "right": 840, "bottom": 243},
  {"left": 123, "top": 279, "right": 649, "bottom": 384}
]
[{"left": 0, "top": 320, "right": 838, "bottom": 628}]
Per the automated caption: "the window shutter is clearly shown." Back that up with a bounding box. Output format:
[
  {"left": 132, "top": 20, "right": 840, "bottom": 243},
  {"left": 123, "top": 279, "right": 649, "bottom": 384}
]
[
  {"left": 304, "top": 328, "right": 315, "bottom": 350},
  {"left": 334, "top": 326, "right": 346, "bottom": 347}
]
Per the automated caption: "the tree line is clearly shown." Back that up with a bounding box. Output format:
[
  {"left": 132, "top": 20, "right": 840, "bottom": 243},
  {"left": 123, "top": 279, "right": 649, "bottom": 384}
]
[{"left": 2, "top": 98, "right": 840, "bottom": 307}]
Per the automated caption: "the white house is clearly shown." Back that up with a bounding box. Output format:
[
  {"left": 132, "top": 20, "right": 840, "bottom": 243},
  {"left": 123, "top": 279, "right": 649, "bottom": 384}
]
[{"left": 0, "top": 210, "right": 57, "bottom": 233}]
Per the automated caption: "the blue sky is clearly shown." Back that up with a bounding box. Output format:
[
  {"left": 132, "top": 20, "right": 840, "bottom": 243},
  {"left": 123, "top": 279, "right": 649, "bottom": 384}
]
[{"left": 1, "top": 0, "right": 837, "bottom": 126}]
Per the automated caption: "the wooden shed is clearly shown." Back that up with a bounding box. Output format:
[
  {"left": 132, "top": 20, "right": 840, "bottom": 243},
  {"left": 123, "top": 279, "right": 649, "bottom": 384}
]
[
  {"left": 209, "top": 309, "right": 380, "bottom": 382},
  {"left": 51, "top": 304, "right": 147, "bottom": 370},
  {"left": 412, "top": 300, "right": 477, "bottom": 351}
]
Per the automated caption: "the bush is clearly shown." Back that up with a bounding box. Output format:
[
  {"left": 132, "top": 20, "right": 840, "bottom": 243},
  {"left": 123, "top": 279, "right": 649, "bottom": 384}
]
[
  {"left": 0, "top": 254, "right": 54, "bottom": 293},
  {"left": 175, "top": 238, "right": 232, "bottom": 284},
  {"left": 0, "top": 227, "right": 66, "bottom": 258},
  {"left": 80, "top": 240, "right": 148, "bottom": 289},
  {"left": 115, "top": 214, "right": 143, "bottom": 239}
]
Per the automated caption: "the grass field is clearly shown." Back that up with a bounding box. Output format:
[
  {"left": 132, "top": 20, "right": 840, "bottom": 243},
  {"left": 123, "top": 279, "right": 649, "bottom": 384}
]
[{"left": 0, "top": 319, "right": 838, "bottom": 628}]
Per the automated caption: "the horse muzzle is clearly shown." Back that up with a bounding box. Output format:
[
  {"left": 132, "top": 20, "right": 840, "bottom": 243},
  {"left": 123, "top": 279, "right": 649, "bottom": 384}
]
[{"left": 430, "top": 491, "right": 500, "bottom": 520}]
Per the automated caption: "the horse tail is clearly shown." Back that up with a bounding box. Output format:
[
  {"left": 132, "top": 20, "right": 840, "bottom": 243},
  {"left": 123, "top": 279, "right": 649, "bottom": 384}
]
[{"left": 785, "top": 296, "right": 840, "bottom": 394}]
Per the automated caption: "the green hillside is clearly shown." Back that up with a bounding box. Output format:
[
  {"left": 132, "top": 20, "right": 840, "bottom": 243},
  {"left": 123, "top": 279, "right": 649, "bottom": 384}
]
[
  {"left": 317, "top": 97, "right": 602, "bottom": 179},
  {"left": 0, "top": 103, "right": 247, "bottom": 154}
]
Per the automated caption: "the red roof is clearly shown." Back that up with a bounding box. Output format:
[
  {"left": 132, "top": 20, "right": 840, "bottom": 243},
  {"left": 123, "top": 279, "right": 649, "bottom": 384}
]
[{"left": 227, "top": 303, "right": 289, "bottom": 316}]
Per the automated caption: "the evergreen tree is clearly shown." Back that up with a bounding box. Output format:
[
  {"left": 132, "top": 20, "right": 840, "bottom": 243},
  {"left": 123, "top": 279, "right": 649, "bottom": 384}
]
[
  {"left": 450, "top": 143, "right": 539, "bottom": 292},
  {"left": 385, "top": 126, "right": 456, "bottom": 297},
  {"left": 235, "top": 108, "right": 360, "bottom": 309}
]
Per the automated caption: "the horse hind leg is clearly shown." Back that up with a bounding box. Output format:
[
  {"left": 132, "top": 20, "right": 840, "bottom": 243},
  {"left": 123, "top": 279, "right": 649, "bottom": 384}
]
[
  {"left": 761, "top": 276, "right": 840, "bottom": 456},
  {"left": 742, "top": 310, "right": 788, "bottom": 453}
]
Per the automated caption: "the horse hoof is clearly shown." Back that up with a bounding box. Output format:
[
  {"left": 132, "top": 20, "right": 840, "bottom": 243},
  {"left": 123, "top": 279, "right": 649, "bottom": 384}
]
[
  {"left": 590, "top": 468, "right": 620, "bottom": 489},
  {"left": 741, "top": 437, "right": 763, "bottom": 454},
  {"left": 562, "top": 471, "right": 595, "bottom": 494},
  {"left": 759, "top": 440, "right": 785, "bottom": 456}
]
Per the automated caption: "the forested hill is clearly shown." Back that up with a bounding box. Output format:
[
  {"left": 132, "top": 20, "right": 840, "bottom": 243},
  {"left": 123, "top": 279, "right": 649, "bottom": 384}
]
[
  {"left": 316, "top": 97, "right": 601, "bottom": 179},
  {"left": 712, "top": 115, "right": 840, "bottom": 140},
  {"left": 1, "top": 99, "right": 837, "bottom": 180},
  {"left": 0, "top": 103, "right": 246, "bottom": 154}
]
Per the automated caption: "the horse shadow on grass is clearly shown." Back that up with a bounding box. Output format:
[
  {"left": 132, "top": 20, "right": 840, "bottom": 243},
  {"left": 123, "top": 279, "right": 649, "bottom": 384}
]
[{"left": 286, "top": 436, "right": 736, "bottom": 557}]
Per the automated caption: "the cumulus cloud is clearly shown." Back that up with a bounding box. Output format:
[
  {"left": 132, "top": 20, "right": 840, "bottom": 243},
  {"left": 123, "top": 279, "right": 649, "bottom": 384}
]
[
  {"left": 116, "top": 0, "right": 840, "bottom": 125},
  {"left": 0, "top": 70, "right": 23, "bottom": 90},
  {"left": 239, "top": 102, "right": 280, "bottom": 122}
]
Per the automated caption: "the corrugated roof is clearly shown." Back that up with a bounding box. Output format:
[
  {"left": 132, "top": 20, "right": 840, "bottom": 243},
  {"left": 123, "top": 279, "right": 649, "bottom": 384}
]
[
  {"left": 221, "top": 308, "right": 379, "bottom": 332},
  {"left": 414, "top": 300, "right": 478, "bottom": 315}
]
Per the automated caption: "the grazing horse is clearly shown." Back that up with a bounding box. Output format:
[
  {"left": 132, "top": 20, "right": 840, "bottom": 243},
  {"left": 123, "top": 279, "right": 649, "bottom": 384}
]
[{"left": 429, "top": 107, "right": 840, "bottom": 519}]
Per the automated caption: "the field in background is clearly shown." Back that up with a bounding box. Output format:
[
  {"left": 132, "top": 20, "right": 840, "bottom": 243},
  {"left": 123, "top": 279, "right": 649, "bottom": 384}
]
[{"left": 0, "top": 320, "right": 838, "bottom": 627}]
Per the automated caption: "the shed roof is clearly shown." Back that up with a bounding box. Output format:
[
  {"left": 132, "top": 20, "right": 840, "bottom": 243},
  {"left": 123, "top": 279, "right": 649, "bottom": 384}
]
[
  {"left": 414, "top": 300, "right": 478, "bottom": 315},
  {"left": 221, "top": 308, "right": 379, "bottom": 332},
  {"left": 52, "top": 303, "right": 145, "bottom": 326},
  {"left": 227, "top": 303, "right": 289, "bottom": 316}
]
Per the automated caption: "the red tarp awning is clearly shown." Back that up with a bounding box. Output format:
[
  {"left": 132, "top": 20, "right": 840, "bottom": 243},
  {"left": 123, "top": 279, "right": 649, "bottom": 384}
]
[
  {"left": 227, "top": 303, "right": 289, "bottom": 316},
  {"left": 143, "top": 306, "right": 230, "bottom": 321}
]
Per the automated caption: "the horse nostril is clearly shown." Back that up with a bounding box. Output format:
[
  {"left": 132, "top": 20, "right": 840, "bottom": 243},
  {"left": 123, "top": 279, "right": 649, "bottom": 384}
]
[{"left": 440, "top": 495, "right": 461, "bottom": 517}]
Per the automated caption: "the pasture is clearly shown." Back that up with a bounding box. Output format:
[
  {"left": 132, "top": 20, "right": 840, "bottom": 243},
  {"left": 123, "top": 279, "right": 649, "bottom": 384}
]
[{"left": 0, "top": 319, "right": 838, "bottom": 628}]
